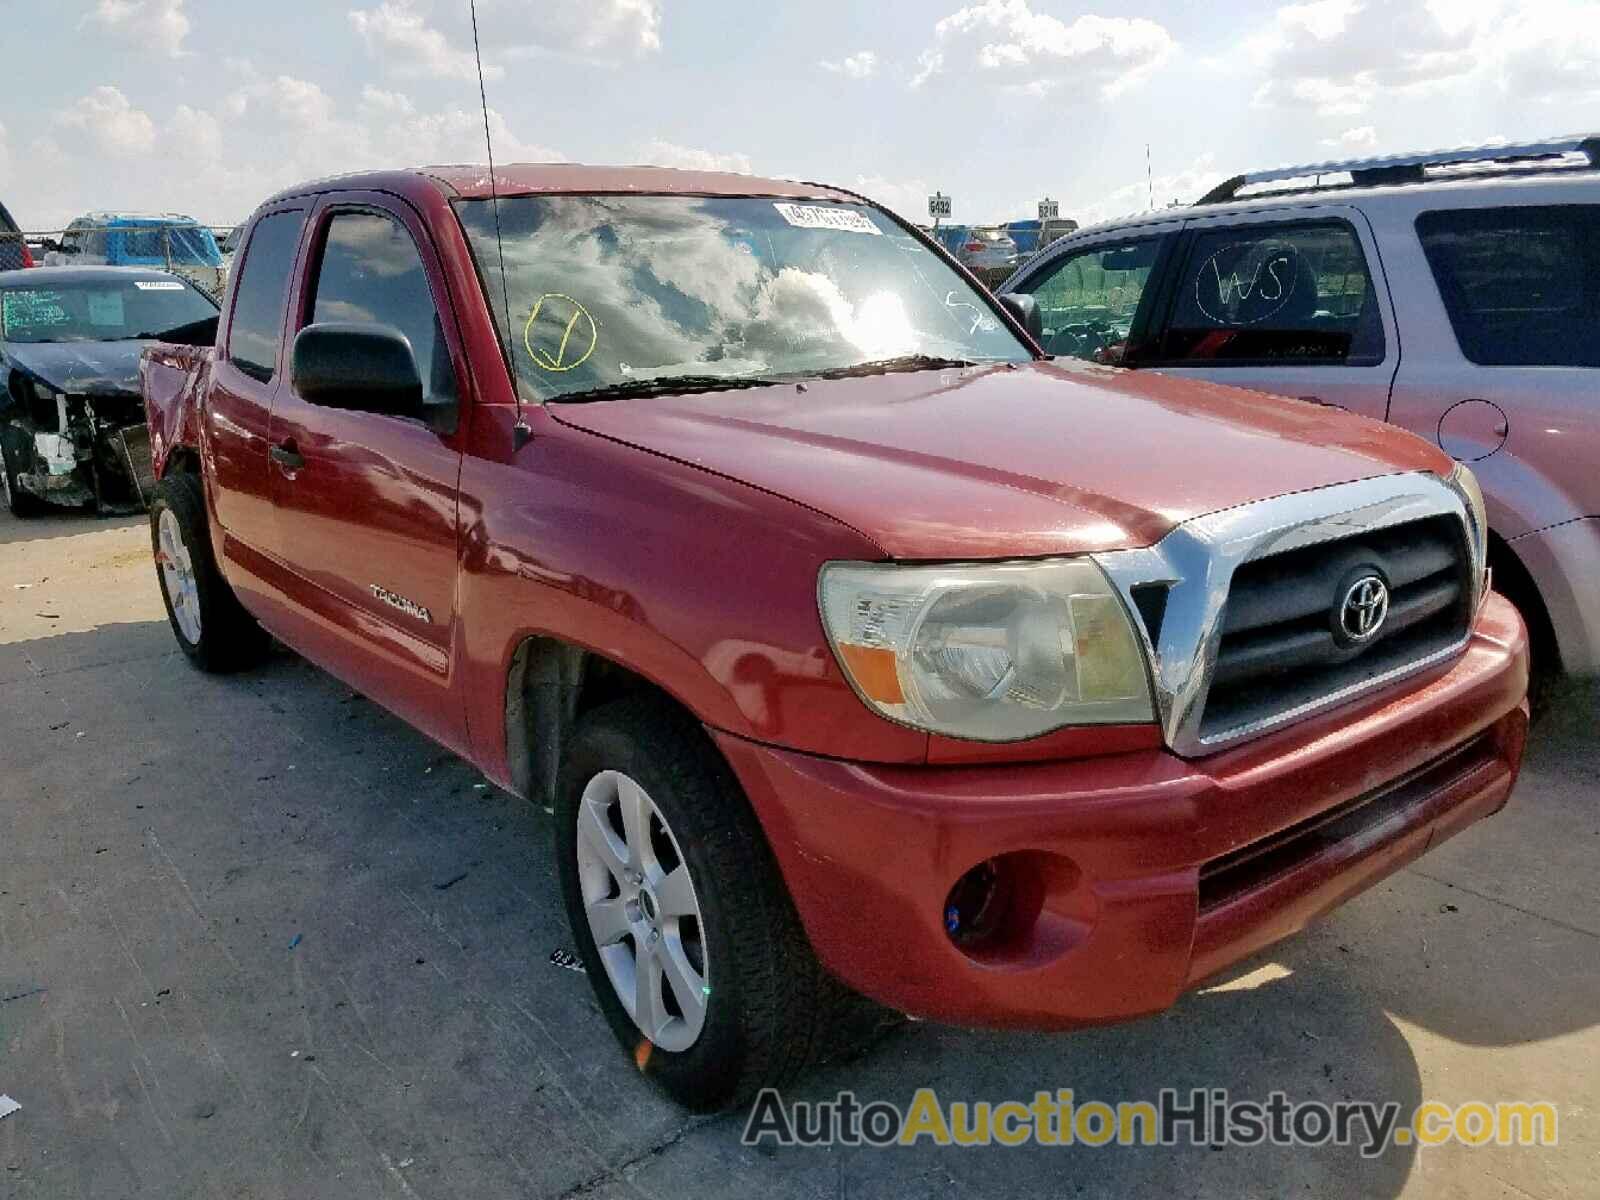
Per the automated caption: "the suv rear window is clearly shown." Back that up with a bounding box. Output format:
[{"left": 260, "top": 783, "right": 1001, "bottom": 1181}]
[
  {"left": 1154, "top": 221, "right": 1385, "bottom": 366},
  {"left": 1417, "top": 205, "right": 1599, "bottom": 367}
]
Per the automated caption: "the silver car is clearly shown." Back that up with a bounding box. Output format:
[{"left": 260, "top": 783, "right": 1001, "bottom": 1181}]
[{"left": 956, "top": 225, "right": 1020, "bottom": 274}]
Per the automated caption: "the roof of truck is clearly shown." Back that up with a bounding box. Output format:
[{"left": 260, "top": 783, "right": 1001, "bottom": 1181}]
[{"left": 263, "top": 164, "right": 863, "bottom": 208}]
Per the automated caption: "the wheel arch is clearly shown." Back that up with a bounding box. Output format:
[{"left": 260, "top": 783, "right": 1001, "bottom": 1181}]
[
  {"left": 504, "top": 634, "right": 696, "bottom": 805},
  {"left": 1488, "top": 528, "right": 1561, "bottom": 677}
]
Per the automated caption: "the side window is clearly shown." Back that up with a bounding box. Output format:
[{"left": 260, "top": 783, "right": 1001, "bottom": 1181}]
[
  {"left": 308, "top": 212, "right": 457, "bottom": 425},
  {"left": 1155, "top": 222, "right": 1385, "bottom": 366},
  {"left": 1416, "top": 205, "right": 1599, "bottom": 367},
  {"left": 1021, "top": 238, "right": 1163, "bottom": 363},
  {"left": 228, "top": 210, "right": 307, "bottom": 382}
]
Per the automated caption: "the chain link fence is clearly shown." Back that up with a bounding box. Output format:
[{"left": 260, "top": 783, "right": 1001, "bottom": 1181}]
[{"left": 2, "top": 222, "right": 237, "bottom": 300}]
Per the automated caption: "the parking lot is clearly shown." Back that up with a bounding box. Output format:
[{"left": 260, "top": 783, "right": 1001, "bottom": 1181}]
[{"left": 1, "top": 506, "right": 1594, "bottom": 1198}]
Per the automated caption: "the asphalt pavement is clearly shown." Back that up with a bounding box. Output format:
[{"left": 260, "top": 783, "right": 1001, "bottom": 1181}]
[{"left": 1, "top": 508, "right": 1595, "bottom": 1198}]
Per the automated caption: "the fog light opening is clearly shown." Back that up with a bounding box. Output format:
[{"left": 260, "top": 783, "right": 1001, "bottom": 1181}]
[
  {"left": 945, "top": 858, "right": 1008, "bottom": 946},
  {"left": 942, "top": 850, "right": 1085, "bottom": 966}
]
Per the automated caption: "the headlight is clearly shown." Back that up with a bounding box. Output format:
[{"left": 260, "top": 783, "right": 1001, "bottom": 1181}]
[
  {"left": 1447, "top": 462, "right": 1489, "bottom": 594},
  {"left": 818, "top": 559, "right": 1155, "bottom": 741}
]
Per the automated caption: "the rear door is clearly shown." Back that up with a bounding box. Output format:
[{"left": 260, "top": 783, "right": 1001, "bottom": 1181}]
[
  {"left": 1141, "top": 206, "right": 1399, "bottom": 422},
  {"left": 265, "top": 193, "right": 469, "bottom": 744},
  {"left": 1385, "top": 194, "right": 1600, "bottom": 537},
  {"left": 205, "top": 205, "right": 308, "bottom": 561}
]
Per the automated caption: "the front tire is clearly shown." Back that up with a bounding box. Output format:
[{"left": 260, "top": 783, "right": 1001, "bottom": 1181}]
[
  {"left": 149, "top": 472, "right": 271, "bottom": 672},
  {"left": 0, "top": 426, "right": 41, "bottom": 517},
  {"left": 555, "top": 695, "right": 889, "bottom": 1111}
]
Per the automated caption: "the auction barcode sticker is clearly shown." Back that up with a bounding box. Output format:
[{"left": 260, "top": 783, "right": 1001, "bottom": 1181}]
[
  {"left": 773, "top": 203, "right": 881, "bottom": 235},
  {"left": 134, "top": 281, "right": 187, "bottom": 291}
]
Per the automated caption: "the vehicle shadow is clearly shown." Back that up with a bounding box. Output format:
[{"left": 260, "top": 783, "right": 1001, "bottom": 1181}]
[
  {"left": 0, "top": 507, "right": 145, "bottom": 548},
  {"left": 2, "top": 618, "right": 1594, "bottom": 1199}
]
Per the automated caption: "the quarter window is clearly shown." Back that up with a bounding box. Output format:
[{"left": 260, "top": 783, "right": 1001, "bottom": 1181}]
[
  {"left": 308, "top": 212, "right": 457, "bottom": 424},
  {"left": 227, "top": 210, "right": 307, "bottom": 382},
  {"left": 1416, "top": 205, "right": 1599, "bottom": 367},
  {"left": 1021, "top": 238, "right": 1164, "bottom": 363},
  {"left": 1156, "top": 222, "right": 1385, "bottom": 366}
]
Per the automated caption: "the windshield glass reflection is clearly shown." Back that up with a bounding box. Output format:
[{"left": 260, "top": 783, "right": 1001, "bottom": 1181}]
[{"left": 455, "top": 194, "right": 1030, "bottom": 402}]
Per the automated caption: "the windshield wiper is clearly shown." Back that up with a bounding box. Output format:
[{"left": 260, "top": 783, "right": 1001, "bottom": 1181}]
[
  {"left": 804, "top": 354, "right": 986, "bottom": 380},
  {"left": 552, "top": 374, "right": 784, "bottom": 403}
]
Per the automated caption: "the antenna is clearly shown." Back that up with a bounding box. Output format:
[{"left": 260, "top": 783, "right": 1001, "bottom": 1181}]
[
  {"left": 469, "top": 0, "right": 530, "bottom": 449},
  {"left": 1146, "top": 143, "right": 1154, "bottom": 211}
]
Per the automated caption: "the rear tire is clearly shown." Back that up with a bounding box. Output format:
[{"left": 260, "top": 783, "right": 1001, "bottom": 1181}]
[
  {"left": 149, "top": 472, "right": 271, "bottom": 673},
  {"left": 555, "top": 694, "right": 897, "bottom": 1111}
]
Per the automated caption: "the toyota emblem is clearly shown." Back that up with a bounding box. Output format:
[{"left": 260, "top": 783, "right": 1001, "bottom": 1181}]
[{"left": 1339, "top": 575, "right": 1390, "bottom": 643}]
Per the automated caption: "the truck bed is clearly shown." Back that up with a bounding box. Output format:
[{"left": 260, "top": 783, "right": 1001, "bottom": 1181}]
[{"left": 140, "top": 342, "right": 216, "bottom": 481}]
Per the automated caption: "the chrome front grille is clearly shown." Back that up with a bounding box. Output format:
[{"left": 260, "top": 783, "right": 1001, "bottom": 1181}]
[
  {"left": 1200, "top": 515, "right": 1472, "bottom": 742},
  {"left": 1094, "top": 473, "right": 1486, "bottom": 757}
]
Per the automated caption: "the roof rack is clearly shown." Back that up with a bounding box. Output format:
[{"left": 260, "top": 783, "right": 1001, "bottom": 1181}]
[{"left": 1196, "top": 134, "right": 1600, "bottom": 205}]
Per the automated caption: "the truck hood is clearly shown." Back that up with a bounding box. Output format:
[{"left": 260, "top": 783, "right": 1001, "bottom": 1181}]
[
  {"left": 4, "top": 340, "right": 146, "bottom": 396},
  {"left": 549, "top": 360, "right": 1449, "bottom": 559}
]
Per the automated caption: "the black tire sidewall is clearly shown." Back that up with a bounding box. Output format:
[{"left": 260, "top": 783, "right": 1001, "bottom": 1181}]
[
  {"left": 555, "top": 708, "right": 765, "bottom": 1111},
  {"left": 0, "top": 426, "right": 36, "bottom": 517},
  {"left": 149, "top": 473, "right": 265, "bottom": 671}
]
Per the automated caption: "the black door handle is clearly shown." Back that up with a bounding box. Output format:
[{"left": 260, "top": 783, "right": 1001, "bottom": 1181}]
[{"left": 270, "top": 443, "right": 305, "bottom": 470}]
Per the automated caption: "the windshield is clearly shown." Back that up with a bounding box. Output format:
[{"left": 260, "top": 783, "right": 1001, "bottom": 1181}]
[
  {"left": 0, "top": 277, "right": 218, "bottom": 343},
  {"left": 455, "top": 194, "right": 1031, "bottom": 401}
]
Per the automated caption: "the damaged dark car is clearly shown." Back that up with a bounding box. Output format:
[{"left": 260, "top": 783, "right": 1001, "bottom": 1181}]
[{"left": 0, "top": 266, "right": 218, "bottom": 515}]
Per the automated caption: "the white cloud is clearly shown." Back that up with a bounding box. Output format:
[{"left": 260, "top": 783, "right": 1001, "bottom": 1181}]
[
  {"left": 852, "top": 175, "right": 935, "bottom": 224},
  {"left": 481, "top": 0, "right": 661, "bottom": 60},
  {"left": 638, "top": 140, "right": 754, "bottom": 175},
  {"left": 820, "top": 50, "right": 879, "bottom": 78},
  {"left": 28, "top": 75, "right": 561, "bottom": 228},
  {"left": 55, "top": 86, "right": 157, "bottom": 158},
  {"left": 349, "top": 1, "right": 500, "bottom": 81},
  {"left": 359, "top": 86, "right": 417, "bottom": 117},
  {"left": 1322, "top": 125, "right": 1379, "bottom": 150},
  {"left": 224, "top": 75, "right": 338, "bottom": 129},
  {"left": 1074, "top": 154, "right": 1226, "bottom": 226},
  {"left": 81, "top": 0, "right": 191, "bottom": 56},
  {"left": 914, "top": 1, "right": 1176, "bottom": 98},
  {"left": 1248, "top": 0, "right": 1600, "bottom": 116}
]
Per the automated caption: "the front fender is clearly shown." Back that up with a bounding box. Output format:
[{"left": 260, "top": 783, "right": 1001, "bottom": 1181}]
[{"left": 455, "top": 413, "right": 929, "bottom": 792}]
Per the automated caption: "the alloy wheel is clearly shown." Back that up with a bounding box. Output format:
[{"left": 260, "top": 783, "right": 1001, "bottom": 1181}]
[
  {"left": 157, "top": 507, "right": 202, "bottom": 644},
  {"left": 574, "top": 769, "right": 709, "bottom": 1052}
]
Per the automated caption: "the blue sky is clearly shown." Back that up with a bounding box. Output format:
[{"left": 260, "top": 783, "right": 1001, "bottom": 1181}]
[{"left": 3, "top": 0, "right": 1597, "bottom": 231}]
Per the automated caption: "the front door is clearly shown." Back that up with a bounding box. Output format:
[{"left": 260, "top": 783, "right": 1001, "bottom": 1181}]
[
  {"left": 266, "top": 196, "right": 469, "bottom": 748},
  {"left": 1007, "top": 221, "right": 1185, "bottom": 365}
]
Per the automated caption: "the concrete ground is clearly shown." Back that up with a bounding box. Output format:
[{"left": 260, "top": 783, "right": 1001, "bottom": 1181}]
[{"left": 0, "top": 508, "right": 1595, "bottom": 1200}]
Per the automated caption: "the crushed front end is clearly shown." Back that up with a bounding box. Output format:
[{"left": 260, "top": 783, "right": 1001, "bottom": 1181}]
[{"left": 2, "top": 374, "right": 154, "bottom": 513}]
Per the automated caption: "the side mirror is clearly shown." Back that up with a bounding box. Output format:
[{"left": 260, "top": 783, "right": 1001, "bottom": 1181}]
[
  {"left": 997, "top": 292, "right": 1043, "bottom": 342},
  {"left": 291, "top": 323, "right": 423, "bottom": 420}
]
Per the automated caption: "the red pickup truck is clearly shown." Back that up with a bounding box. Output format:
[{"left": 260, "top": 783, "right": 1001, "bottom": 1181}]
[{"left": 141, "top": 165, "right": 1529, "bottom": 1110}]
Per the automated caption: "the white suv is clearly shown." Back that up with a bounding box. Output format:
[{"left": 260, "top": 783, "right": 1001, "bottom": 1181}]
[{"left": 1001, "top": 135, "right": 1600, "bottom": 695}]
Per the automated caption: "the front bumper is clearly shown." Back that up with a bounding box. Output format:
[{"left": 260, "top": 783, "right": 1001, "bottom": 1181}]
[{"left": 716, "top": 593, "right": 1529, "bottom": 1029}]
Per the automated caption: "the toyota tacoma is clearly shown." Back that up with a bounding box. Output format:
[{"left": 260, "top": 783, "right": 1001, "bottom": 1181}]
[{"left": 141, "top": 165, "right": 1528, "bottom": 1110}]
